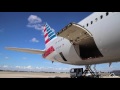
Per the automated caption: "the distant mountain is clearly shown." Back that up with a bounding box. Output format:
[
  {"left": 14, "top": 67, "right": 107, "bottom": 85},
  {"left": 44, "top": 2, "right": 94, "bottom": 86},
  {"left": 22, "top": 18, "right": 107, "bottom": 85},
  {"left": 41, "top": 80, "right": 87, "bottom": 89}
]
[
  {"left": 0, "top": 70, "right": 4, "bottom": 71},
  {"left": 111, "top": 70, "right": 120, "bottom": 76}
]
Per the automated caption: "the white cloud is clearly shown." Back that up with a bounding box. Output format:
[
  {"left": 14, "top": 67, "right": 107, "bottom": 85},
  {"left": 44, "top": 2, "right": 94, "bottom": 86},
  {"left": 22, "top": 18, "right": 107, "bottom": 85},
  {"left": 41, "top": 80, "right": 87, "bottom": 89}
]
[
  {"left": 36, "top": 67, "right": 40, "bottom": 69},
  {"left": 16, "top": 66, "right": 21, "bottom": 69},
  {"left": 16, "top": 65, "right": 70, "bottom": 72},
  {"left": 26, "top": 65, "right": 32, "bottom": 69},
  {"left": 34, "top": 24, "right": 44, "bottom": 30},
  {"left": 30, "top": 37, "right": 39, "bottom": 43},
  {"left": 3, "top": 65, "right": 8, "bottom": 68},
  {"left": 0, "top": 65, "right": 86, "bottom": 72},
  {"left": 28, "top": 15, "right": 42, "bottom": 24},
  {"left": 27, "top": 14, "right": 56, "bottom": 37},
  {"left": 27, "top": 15, "right": 44, "bottom": 31},
  {"left": 15, "top": 65, "right": 33, "bottom": 70}
]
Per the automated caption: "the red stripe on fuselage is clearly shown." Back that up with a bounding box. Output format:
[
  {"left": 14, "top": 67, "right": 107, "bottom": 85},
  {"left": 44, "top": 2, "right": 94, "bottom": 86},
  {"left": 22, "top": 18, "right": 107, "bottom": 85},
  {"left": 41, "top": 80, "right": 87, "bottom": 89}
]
[{"left": 42, "top": 46, "right": 55, "bottom": 58}]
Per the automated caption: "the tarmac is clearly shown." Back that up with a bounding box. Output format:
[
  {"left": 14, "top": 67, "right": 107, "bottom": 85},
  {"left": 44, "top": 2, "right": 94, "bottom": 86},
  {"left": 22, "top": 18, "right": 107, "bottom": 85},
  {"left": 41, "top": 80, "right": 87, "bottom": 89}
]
[
  {"left": 0, "top": 71, "right": 120, "bottom": 78},
  {"left": 0, "top": 71, "right": 70, "bottom": 78}
]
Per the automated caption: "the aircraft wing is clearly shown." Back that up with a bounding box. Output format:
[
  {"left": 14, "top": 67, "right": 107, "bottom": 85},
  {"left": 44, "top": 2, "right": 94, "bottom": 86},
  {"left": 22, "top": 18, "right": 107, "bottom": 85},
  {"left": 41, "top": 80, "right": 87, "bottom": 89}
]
[
  {"left": 5, "top": 47, "right": 45, "bottom": 54},
  {"left": 57, "top": 22, "right": 93, "bottom": 44}
]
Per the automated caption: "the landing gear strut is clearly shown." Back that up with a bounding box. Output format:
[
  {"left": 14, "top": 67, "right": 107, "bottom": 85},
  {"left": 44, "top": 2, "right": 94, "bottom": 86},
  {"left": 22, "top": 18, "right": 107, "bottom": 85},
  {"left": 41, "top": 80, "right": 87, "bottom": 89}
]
[
  {"left": 82, "top": 65, "right": 100, "bottom": 78},
  {"left": 70, "top": 65, "right": 100, "bottom": 78}
]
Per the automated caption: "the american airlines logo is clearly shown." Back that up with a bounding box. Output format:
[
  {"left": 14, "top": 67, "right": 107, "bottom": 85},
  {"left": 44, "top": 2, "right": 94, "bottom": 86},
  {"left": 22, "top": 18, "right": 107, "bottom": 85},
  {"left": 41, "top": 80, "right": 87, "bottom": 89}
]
[
  {"left": 42, "top": 46, "right": 55, "bottom": 58},
  {"left": 44, "top": 23, "right": 57, "bottom": 44}
]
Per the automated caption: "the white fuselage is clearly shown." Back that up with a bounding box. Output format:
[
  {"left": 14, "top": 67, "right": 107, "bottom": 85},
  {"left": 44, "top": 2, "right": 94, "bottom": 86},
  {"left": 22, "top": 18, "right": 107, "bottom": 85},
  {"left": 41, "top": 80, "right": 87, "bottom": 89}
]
[{"left": 43, "top": 12, "right": 120, "bottom": 65}]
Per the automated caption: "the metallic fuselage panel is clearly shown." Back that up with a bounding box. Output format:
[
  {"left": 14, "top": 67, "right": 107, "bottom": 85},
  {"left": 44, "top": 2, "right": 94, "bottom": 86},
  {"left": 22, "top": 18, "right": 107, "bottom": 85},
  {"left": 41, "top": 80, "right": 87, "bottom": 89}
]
[{"left": 44, "top": 12, "right": 120, "bottom": 65}]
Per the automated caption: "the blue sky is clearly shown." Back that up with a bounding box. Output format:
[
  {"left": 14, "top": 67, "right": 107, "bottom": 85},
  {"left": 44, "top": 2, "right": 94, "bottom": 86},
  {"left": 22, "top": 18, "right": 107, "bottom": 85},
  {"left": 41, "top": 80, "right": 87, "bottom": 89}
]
[{"left": 0, "top": 12, "right": 120, "bottom": 72}]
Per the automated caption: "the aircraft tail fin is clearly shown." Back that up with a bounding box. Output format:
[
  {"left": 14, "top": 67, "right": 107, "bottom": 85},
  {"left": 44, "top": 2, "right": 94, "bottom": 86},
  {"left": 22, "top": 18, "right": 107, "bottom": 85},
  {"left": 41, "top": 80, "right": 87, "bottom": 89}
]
[{"left": 43, "top": 23, "right": 57, "bottom": 47}]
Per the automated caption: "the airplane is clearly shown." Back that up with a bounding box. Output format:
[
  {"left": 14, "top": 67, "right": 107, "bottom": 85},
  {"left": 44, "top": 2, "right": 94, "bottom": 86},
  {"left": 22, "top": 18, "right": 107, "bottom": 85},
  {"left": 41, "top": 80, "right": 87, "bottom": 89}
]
[{"left": 6, "top": 12, "right": 120, "bottom": 76}]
